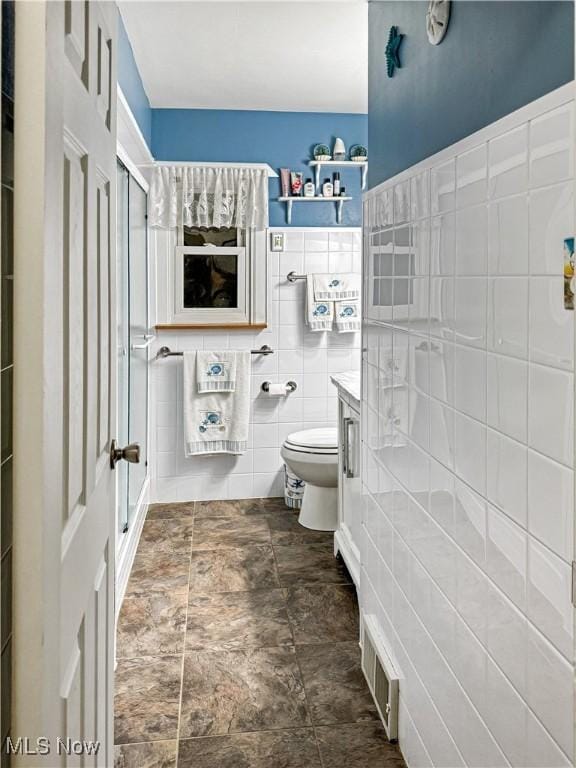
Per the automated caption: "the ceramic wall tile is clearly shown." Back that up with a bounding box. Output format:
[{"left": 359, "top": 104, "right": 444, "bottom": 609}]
[
  {"left": 528, "top": 363, "right": 573, "bottom": 466},
  {"left": 454, "top": 277, "right": 487, "bottom": 348},
  {"left": 488, "top": 124, "right": 528, "bottom": 199},
  {"left": 486, "top": 503, "right": 527, "bottom": 608},
  {"left": 530, "top": 103, "right": 574, "bottom": 188},
  {"left": 527, "top": 538, "right": 572, "bottom": 659},
  {"left": 488, "top": 195, "right": 529, "bottom": 275},
  {"left": 429, "top": 277, "right": 455, "bottom": 340},
  {"left": 410, "top": 170, "right": 430, "bottom": 221},
  {"left": 486, "top": 429, "right": 527, "bottom": 529},
  {"left": 454, "top": 346, "right": 486, "bottom": 422},
  {"left": 527, "top": 449, "right": 573, "bottom": 562},
  {"left": 487, "top": 277, "right": 528, "bottom": 359},
  {"left": 454, "top": 413, "right": 487, "bottom": 495},
  {"left": 456, "top": 145, "right": 487, "bottom": 209},
  {"left": 431, "top": 213, "right": 456, "bottom": 275},
  {"left": 431, "top": 158, "right": 456, "bottom": 214},
  {"left": 455, "top": 205, "right": 488, "bottom": 275},
  {"left": 486, "top": 353, "right": 528, "bottom": 443}
]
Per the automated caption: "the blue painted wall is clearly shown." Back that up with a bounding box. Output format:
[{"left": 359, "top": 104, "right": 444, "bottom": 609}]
[
  {"left": 152, "top": 109, "right": 368, "bottom": 227},
  {"left": 369, "top": 1, "right": 574, "bottom": 188},
  {"left": 117, "top": 12, "right": 152, "bottom": 149}
]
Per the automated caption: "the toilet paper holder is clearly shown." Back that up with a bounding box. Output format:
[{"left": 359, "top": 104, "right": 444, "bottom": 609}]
[{"left": 261, "top": 381, "right": 298, "bottom": 393}]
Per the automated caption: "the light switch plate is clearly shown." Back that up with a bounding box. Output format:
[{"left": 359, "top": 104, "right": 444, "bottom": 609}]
[{"left": 270, "top": 232, "right": 285, "bottom": 252}]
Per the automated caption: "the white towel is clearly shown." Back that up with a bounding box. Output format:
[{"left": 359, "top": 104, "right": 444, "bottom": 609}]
[
  {"left": 313, "top": 272, "right": 360, "bottom": 301},
  {"left": 306, "top": 276, "right": 333, "bottom": 332},
  {"left": 183, "top": 351, "right": 251, "bottom": 455},
  {"left": 335, "top": 300, "right": 360, "bottom": 333},
  {"left": 196, "top": 350, "right": 237, "bottom": 392}
]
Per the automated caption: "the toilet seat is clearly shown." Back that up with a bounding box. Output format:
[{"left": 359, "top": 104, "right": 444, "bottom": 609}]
[{"left": 284, "top": 427, "right": 338, "bottom": 455}]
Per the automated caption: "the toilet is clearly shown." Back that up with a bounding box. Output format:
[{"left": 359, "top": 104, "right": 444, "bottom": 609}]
[{"left": 281, "top": 427, "right": 339, "bottom": 531}]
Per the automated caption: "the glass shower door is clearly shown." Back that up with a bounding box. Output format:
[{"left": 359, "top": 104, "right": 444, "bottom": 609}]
[
  {"left": 127, "top": 177, "right": 149, "bottom": 523},
  {"left": 116, "top": 160, "right": 150, "bottom": 545}
]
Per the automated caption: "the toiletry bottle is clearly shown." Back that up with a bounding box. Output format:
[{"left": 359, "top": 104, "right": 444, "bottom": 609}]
[
  {"left": 322, "top": 177, "right": 334, "bottom": 197},
  {"left": 304, "top": 178, "right": 315, "bottom": 197},
  {"left": 290, "top": 171, "right": 303, "bottom": 196},
  {"left": 340, "top": 186, "right": 346, "bottom": 197},
  {"left": 333, "top": 172, "right": 341, "bottom": 196}
]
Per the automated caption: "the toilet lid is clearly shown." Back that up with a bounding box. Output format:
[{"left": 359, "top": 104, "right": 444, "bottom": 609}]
[{"left": 285, "top": 428, "right": 338, "bottom": 452}]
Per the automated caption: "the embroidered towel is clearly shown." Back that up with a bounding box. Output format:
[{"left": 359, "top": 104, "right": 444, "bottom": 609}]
[
  {"left": 335, "top": 299, "right": 361, "bottom": 333},
  {"left": 312, "top": 272, "right": 360, "bottom": 301},
  {"left": 183, "top": 350, "right": 251, "bottom": 456},
  {"left": 196, "top": 350, "right": 237, "bottom": 392},
  {"left": 306, "top": 276, "right": 333, "bottom": 331}
]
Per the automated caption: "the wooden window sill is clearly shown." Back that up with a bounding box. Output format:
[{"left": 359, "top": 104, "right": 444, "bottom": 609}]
[{"left": 155, "top": 323, "right": 268, "bottom": 331}]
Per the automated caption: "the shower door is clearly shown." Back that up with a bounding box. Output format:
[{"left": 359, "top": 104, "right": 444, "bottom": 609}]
[{"left": 117, "top": 160, "right": 150, "bottom": 548}]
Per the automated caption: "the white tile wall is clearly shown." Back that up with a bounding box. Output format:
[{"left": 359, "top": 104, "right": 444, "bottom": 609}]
[
  {"left": 150, "top": 228, "right": 361, "bottom": 502},
  {"left": 362, "top": 86, "right": 574, "bottom": 767}
]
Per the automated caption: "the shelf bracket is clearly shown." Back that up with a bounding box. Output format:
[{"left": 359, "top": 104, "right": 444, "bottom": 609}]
[
  {"left": 337, "top": 199, "right": 344, "bottom": 225},
  {"left": 314, "top": 163, "right": 322, "bottom": 190},
  {"left": 361, "top": 163, "right": 368, "bottom": 190}
]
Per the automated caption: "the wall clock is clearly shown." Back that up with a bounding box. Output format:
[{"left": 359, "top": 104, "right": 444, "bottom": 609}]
[{"left": 426, "top": 0, "right": 451, "bottom": 45}]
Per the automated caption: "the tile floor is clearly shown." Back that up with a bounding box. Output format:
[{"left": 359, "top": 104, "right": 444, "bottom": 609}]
[{"left": 114, "top": 498, "right": 406, "bottom": 768}]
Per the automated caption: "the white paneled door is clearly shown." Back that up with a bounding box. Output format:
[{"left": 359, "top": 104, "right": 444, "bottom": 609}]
[{"left": 14, "top": 2, "right": 117, "bottom": 765}]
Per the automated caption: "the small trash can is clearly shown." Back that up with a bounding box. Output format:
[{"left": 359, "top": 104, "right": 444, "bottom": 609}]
[{"left": 284, "top": 464, "right": 305, "bottom": 509}]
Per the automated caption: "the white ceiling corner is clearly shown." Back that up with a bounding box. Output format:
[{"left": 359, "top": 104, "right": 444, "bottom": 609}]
[{"left": 118, "top": 1, "right": 368, "bottom": 113}]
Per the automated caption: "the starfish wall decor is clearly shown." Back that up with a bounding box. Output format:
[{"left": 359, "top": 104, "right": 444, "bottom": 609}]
[{"left": 385, "top": 25, "right": 404, "bottom": 77}]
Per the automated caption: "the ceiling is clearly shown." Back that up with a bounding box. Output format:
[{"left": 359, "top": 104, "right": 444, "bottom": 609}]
[{"left": 118, "top": 2, "right": 368, "bottom": 113}]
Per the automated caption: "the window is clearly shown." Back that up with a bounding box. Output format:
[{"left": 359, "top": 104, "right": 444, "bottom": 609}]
[{"left": 167, "top": 226, "right": 267, "bottom": 326}]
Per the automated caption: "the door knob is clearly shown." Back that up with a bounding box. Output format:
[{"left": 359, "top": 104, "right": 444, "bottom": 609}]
[{"left": 109, "top": 440, "right": 141, "bottom": 469}]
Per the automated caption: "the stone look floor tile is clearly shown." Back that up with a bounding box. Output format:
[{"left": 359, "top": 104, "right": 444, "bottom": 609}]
[
  {"left": 268, "top": 511, "right": 334, "bottom": 546},
  {"left": 147, "top": 502, "right": 195, "bottom": 520},
  {"left": 124, "top": 552, "right": 190, "bottom": 599},
  {"left": 284, "top": 584, "right": 359, "bottom": 645},
  {"left": 138, "top": 518, "right": 194, "bottom": 555},
  {"left": 316, "top": 722, "right": 406, "bottom": 767},
  {"left": 114, "top": 740, "right": 177, "bottom": 768},
  {"left": 189, "top": 545, "right": 279, "bottom": 593},
  {"left": 193, "top": 516, "right": 271, "bottom": 550},
  {"left": 275, "top": 542, "right": 352, "bottom": 586},
  {"left": 186, "top": 589, "right": 293, "bottom": 651},
  {"left": 116, "top": 592, "right": 187, "bottom": 658},
  {"left": 177, "top": 728, "right": 322, "bottom": 768},
  {"left": 179, "top": 647, "right": 310, "bottom": 738},
  {"left": 195, "top": 498, "right": 285, "bottom": 519},
  {"left": 297, "top": 642, "right": 378, "bottom": 725},
  {"left": 114, "top": 656, "right": 182, "bottom": 745}
]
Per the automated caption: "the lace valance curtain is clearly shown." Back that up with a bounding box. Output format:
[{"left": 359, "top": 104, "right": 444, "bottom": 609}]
[{"left": 149, "top": 165, "right": 269, "bottom": 230}]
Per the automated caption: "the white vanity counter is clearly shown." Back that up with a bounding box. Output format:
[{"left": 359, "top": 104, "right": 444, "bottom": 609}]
[{"left": 330, "top": 370, "right": 360, "bottom": 410}]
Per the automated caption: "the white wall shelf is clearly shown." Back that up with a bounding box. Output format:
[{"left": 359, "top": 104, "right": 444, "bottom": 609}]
[
  {"left": 278, "top": 196, "right": 353, "bottom": 225},
  {"left": 309, "top": 159, "right": 368, "bottom": 190}
]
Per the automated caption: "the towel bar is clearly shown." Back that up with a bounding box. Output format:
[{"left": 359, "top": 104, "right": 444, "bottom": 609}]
[
  {"left": 286, "top": 272, "right": 307, "bottom": 282},
  {"left": 156, "top": 345, "right": 274, "bottom": 359}
]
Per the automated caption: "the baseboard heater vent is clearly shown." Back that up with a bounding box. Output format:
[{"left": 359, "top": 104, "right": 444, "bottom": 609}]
[{"left": 361, "top": 614, "right": 399, "bottom": 741}]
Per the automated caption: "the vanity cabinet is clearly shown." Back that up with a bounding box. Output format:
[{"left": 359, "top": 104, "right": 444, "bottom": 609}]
[{"left": 334, "top": 383, "right": 361, "bottom": 588}]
